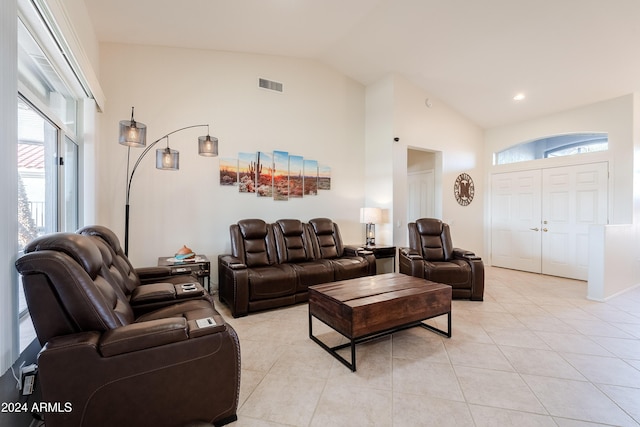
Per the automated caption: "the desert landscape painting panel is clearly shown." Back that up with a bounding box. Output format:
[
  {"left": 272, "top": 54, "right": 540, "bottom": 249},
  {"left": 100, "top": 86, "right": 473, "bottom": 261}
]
[
  {"left": 256, "top": 151, "right": 273, "bottom": 198},
  {"left": 219, "top": 157, "right": 238, "bottom": 186},
  {"left": 303, "top": 159, "right": 318, "bottom": 196},
  {"left": 318, "top": 164, "right": 331, "bottom": 190},
  {"left": 238, "top": 152, "right": 256, "bottom": 193},
  {"left": 273, "top": 150, "right": 289, "bottom": 201},
  {"left": 289, "top": 155, "right": 303, "bottom": 198}
]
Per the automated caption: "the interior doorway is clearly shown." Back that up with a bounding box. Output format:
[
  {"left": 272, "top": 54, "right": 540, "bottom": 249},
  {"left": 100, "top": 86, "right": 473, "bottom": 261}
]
[
  {"left": 407, "top": 148, "right": 441, "bottom": 224},
  {"left": 408, "top": 170, "right": 434, "bottom": 220}
]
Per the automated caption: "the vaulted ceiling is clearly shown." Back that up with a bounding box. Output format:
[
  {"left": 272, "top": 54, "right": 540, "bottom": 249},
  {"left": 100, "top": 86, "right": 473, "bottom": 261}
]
[{"left": 83, "top": 0, "right": 640, "bottom": 128}]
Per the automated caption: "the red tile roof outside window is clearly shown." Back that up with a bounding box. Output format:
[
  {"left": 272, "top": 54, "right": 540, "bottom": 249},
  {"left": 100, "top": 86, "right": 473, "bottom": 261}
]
[{"left": 18, "top": 143, "right": 44, "bottom": 169}]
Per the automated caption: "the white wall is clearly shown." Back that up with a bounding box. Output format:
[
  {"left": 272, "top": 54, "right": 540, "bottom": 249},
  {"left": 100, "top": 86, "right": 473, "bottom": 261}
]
[
  {"left": 96, "top": 43, "right": 366, "bottom": 284},
  {"left": 368, "top": 75, "right": 485, "bottom": 255},
  {"left": 588, "top": 224, "right": 639, "bottom": 301},
  {"left": 364, "top": 76, "right": 395, "bottom": 246}
]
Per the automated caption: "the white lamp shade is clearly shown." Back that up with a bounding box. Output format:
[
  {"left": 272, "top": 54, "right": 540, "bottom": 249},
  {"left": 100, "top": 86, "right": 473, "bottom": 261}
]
[{"left": 360, "top": 207, "right": 382, "bottom": 224}]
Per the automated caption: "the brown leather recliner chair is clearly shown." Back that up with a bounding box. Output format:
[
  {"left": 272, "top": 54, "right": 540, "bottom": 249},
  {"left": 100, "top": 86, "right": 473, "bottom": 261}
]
[
  {"left": 399, "top": 218, "right": 484, "bottom": 300},
  {"left": 16, "top": 232, "right": 240, "bottom": 427},
  {"left": 77, "top": 225, "right": 210, "bottom": 313}
]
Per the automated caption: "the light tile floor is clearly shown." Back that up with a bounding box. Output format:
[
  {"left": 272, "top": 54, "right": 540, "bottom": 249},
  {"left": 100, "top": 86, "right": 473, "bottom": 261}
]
[{"left": 215, "top": 266, "right": 640, "bottom": 426}]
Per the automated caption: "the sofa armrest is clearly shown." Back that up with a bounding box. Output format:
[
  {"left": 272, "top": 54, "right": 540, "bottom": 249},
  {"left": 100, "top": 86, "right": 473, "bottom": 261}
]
[
  {"left": 37, "top": 324, "right": 241, "bottom": 427},
  {"left": 398, "top": 247, "right": 425, "bottom": 278},
  {"left": 99, "top": 317, "right": 188, "bottom": 357},
  {"left": 130, "top": 282, "right": 176, "bottom": 304},
  {"left": 399, "top": 247, "right": 422, "bottom": 260},
  {"left": 135, "top": 265, "right": 174, "bottom": 280},
  {"left": 218, "top": 254, "right": 247, "bottom": 270},
  {"left": 453, "top": 248, "right": 481, "bottom": 261},
  {"left": 343, "top": 245, "right": 373, "bottom": 256},
  {"left": 218, "top": 255, "right": 250, "bottom": 317},
  {"left": 343, "top": 245, "right": 376, "bottom": 275},
  {"left": 452, "top": 248, "right": 484, "bottom": 301}
]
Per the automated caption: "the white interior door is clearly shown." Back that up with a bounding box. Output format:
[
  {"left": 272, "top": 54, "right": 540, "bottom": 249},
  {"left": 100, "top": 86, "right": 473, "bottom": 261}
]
[
  {"left": 491, "top": 170, "right": 542, "bottom": 273},
  {"left": 490, "top": 162, "right": 608, "bottom": 280},
  {"left": 407, "top": 170, "right": 435, "bottom": 221},
  {"left": 541, "top": 163, "right": 608, "bottom": 280}
]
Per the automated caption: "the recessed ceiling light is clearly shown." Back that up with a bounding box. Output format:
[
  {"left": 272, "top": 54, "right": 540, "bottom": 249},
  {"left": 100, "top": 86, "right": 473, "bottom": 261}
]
[{"left": 513, "top": 93, "right": 526, "bottom": 101}]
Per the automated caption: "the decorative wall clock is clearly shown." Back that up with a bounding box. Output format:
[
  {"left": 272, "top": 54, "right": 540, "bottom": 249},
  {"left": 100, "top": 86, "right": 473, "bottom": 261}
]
[{"left": 454, "top": 173, "right": 474, "bottom": 206}]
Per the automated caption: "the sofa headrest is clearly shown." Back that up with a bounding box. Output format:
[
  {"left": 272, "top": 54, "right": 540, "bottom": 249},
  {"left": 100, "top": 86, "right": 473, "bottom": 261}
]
[
  {"left": 78, "top": 225, "right": 123, "bottom": 253},
  {"left": 276, "top": 219, "right": 304, "bottom": 236},
  {"left": 415, "top": 218, "right": 444, "bottom": 235},
  {"left": 23, "top": 232, "right": 103, "bottom": 278},
  {"left": 309, "top": 218, "right": 333, "bottom": 235},
  {"left": 238, "top": 219, "right": 268, "bottom": 239}
]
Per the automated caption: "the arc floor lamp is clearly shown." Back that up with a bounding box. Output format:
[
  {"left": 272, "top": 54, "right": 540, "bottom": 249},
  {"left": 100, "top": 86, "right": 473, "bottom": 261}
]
[{"left": 119, "top": 107, "right": 218, "bottom": 255}]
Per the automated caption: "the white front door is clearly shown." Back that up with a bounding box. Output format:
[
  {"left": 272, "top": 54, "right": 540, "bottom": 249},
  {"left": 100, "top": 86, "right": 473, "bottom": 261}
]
[
  {"left": 541, "top": 163, "right": 609, "bottom": 280},
  {"left": 490, "top": 162, "right": 608, "bottom": 280}
]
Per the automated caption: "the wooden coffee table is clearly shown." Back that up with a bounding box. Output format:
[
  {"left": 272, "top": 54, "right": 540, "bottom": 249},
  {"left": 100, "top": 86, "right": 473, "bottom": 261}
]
[{"left": 308, "top": 273, "right": 452, "bottom": 371}]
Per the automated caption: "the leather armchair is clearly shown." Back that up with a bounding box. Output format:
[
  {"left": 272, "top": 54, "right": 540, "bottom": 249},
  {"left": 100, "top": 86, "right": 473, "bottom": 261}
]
[
  {"left": 399, "top": 218, "right": 484, "bottom": 300},
  {"left": 16, "top": 232, "right": 240, "bottom": 427},
  {"left": 77, "top": 225, "right": 210, "bottom": 313}
]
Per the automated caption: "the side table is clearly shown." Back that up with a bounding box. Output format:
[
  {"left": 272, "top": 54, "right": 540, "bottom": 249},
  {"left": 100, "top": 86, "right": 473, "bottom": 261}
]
[
  {"left": 158, "top": 255, "right": 211, "bottom": 292},
  {"left": 363, "top": 245, "right": 396, "bottom": 273}
]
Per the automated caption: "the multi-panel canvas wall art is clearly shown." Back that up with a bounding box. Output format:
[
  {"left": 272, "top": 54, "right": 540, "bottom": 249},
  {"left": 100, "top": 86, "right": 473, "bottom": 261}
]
[{"left": 220, "top": 150, "right": 331, "bottom": 201}]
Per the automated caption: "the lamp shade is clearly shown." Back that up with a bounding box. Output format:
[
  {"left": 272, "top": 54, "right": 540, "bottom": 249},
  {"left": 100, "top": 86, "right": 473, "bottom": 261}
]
[
  {"left": 119, "top": 119, "right": 147, "bottom": 147},
  {"left": 156, "top": 147, "right": 179, "bottom": 170},
  {"left": 198, "top": 135, "right": 218, "bottom": 156},
  {"left": 119, "top": 108, "right": 147, "bottom": 147},
  {"left": 360, "top": 207, "right": 382, "bottom": 224}
]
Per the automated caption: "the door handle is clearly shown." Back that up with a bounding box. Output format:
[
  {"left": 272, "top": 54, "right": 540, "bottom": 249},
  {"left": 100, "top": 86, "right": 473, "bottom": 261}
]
[
  {"left": 529, "top": 227, "right": 539, "bottom": 231},
  {"left": 543, "top": 228, "right": 548, "bottom": 232}
]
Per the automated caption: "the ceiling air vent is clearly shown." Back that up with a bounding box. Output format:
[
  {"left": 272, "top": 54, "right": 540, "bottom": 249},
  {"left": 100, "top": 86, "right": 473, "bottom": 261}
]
[{"left": 259, "top": 78, "right": 283, "bottom": 93}]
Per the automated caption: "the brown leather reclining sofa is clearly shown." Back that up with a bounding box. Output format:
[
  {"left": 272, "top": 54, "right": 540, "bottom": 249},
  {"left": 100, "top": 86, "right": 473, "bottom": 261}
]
[
  {"left": 218, "top": 218, "right": 376, "bottom": 317},
  {"left": 16, "top": 231, "right": 240, "bottom": 427}
]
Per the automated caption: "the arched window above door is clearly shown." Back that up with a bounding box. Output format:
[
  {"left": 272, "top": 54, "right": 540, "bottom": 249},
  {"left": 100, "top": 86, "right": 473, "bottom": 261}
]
[{"left": 494, "top": 133, "right": 608, "bottom": 165}]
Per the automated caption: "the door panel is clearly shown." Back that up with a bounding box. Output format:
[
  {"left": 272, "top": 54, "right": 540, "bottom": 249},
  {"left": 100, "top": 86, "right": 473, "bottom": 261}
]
[
  {"left": 491, "top": 170, "right": 542, "bottom": 273},
  {"left": 541, "top": 163, "right": 608, "bottom": 280}
]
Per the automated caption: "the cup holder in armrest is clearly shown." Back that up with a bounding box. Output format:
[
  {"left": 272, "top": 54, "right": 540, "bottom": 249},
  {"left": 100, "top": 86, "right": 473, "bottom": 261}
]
[{"left": 175, "top": 283, "right": 205, "bottom": 298}]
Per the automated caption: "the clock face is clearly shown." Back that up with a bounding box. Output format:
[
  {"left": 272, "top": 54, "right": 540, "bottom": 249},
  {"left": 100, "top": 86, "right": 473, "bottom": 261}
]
[{"left": 454, "top": 173, "right": 474, "bottom": 206}]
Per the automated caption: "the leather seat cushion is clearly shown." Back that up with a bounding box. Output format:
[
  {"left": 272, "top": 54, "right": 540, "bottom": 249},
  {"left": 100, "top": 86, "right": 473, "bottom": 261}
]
[
  {"left": 248, "top": 265, "right": 297, "bottom": 300},
  {"left": 329, "top": 258, "right": 369, "bottom": 281},
  {"left": 425, "top": 260, "right": 471, "bottom": 287},
  {"left": 290, "top": 261, "right": 334, "bottom": 290},
  {"left": 135, "top": 299, "right": 218, "bottom": 322}
]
